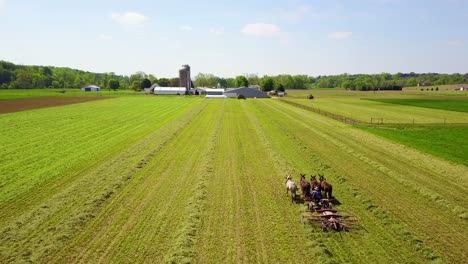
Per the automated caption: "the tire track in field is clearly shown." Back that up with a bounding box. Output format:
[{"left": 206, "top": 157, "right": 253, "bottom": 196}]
[
  {"left": 0, "top": 100, "right": 207, "bottom": 263},
  {"left": 255, "top": 99, "right": 466, "bottom": 263}
]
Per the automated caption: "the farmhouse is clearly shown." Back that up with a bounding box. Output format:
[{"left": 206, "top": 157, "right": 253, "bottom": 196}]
[{"left": 81, "top": 85, "right": 101, "bottom": 92}]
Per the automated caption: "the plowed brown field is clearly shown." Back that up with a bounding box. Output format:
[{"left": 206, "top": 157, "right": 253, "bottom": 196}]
[{"left": 0, "top": 97, "right": 111, "bottom": 114}]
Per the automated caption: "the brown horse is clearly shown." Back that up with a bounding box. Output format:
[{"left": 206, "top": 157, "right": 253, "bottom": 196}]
[
  {"left": 310, "top": 175, "right": 320, "bottom": 191},
  {"left": 300, "top": 173, "right": 311, "bottom": 199},
  {"left": 319, "top": 174, "right": 333, "bottom": 199}
]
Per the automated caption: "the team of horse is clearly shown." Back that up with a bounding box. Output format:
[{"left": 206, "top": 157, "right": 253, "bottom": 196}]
[{"left": 285, "top": 173, "right": 333, "bottom": 202}]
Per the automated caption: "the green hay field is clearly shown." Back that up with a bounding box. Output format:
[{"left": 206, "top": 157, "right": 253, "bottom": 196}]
[
  {"left": 366, "top": 99, "right": 468, "bottom": 113},
  {"left": 282, "top": 98, "right": 468, "bottom": 124},
  {"left": 0, "top": 96, "right": 466, "bottom": 263}
]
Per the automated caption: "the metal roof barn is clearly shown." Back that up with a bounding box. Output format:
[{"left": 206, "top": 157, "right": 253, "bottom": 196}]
[
  {"left": 153, "top": 87, "right": 187, "bottom": 95},
  {"left": 81, "top": 85, "right": 101, "bottom": 92}
]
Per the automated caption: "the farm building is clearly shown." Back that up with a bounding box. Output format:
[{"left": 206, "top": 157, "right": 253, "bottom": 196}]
[
  {"left": 81, "top": 85, "right": 101, "bottom": 92},
  {"left": 224, "top": 87, "right": 269, "bottom": 98},
  {"left": 153, "top": 87, "right": 187, "bottom": 95},
  {"left": 205, "top": 88, "right": 227, "bottom": 98},
  {"left": 417, "top": 82, "right": 432, "bottom": 87}
]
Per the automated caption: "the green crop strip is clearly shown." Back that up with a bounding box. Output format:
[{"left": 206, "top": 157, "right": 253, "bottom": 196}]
[
  {"left": 366, "top": 99, "right": 468, "bottom": 113},
  {"left": 357, "top": 125, "right": 468, "bottom": 166},
  {"left": 282, "top": 97, "right": 468, "bottom": 124}
]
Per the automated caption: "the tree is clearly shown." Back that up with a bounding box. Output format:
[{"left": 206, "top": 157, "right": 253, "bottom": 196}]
[
  {"left": 130, "top": 80, "right": 141, "bottom": 91},
  {"left": 341, "top": 80, "right": 353, "bottom": 90},
  {"left": 261, "top": 76, "right": 275, "bottom": 92},
  {"left": 148, "top": 74, "right": 157, "bottom": 84},
  {"left": 246, "top": 74, "right": 260, "bottom": 86},
  {"left": 158, "top": 78, "right": 170, "bottom": 87},
  {"left": 235, "top": 75, "right": 249, "bottom": 87},
  {"left": 277, "top": 83, "right": 285, "bottom": 92},
  {"left": 169, "top": 78, "right": 179, "bottom": 87},
  {"left": 141, "top": 78, "right": 151, "bottom": 89},
  {"left": 109, "top": 79, "right": 120, "bottom": 90}
]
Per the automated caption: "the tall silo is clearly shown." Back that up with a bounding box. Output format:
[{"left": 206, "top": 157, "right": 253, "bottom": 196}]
[{"left": 179, "top": 65, "right": 191, "bottom": 90}]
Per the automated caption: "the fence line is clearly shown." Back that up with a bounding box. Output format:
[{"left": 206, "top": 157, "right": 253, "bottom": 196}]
[{"left": 278, "top": 99, "right": 468, "bottom": 126}]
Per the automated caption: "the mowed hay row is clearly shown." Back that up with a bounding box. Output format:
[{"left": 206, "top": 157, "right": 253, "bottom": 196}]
[
  {"left": 194, "top": 100, "right": 313, "bottom": 263},
  {"left": 252, "top": 99, "right": 467, "bottom": 263},
  {"left": 245, "top": 101, "right": 438, "bottom": 263},
  {"left": 48, "top": 100, "right": 224, "bottom": 263},
  {"left": 1, "top": 97, "right": 466, "bottom": 263},
  {"left": 0, "top": 97, "right": 204, "bottom": 262},
  {"left": 0, "top": 97, "right": 201, "bottom": 224}
]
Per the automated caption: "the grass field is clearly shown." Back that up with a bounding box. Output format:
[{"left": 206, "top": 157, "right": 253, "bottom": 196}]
[
  {"left": 403, "top": 83, "right": 468, "bottom": 91},
  {"left": 285, "top": 88, "right": 468, "bottom": 99},
  {"left": 366, "top": 99, "right": 468, "bottom": 113},
  {"left": 0, "top": 96, "right": 467, "bottom": 263},
  {"left": 357, "top": 125, "right": 468, "bottom": 166},
  {"left": 282, "top": 97, "right": 468, "bottom": 124}
]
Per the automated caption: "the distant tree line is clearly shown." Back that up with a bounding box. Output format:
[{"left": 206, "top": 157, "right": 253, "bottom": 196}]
[
  {"left": 0, "top": 61, "right": 180, "bottom": 91},
  {"left": 312, "top": 72, "right": 468, "bottom": 91},
  {"left": 1, "top": 60, "right": 467, "bottom": 91}
]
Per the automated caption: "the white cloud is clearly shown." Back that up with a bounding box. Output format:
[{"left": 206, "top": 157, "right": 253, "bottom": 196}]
[
  {"left": 210, "top": 28, "right": 224, "bottom": 36},
  {"left": 180, "top": 25, "right": 193, "bottom": 31},
  {"left": 98, "top": 34, "right": 113, "bottom": 41},
  {"left": 241, "top": 23, "right": 281, "bottom": 36},
  {"left": 448, "top": 40, "right": 464, "bottom": 46},
  {"left": 328, "top": 32, "right": 353, "bottom": 39},
  {"left": 0, "top": 0, "right": 6, "bottom": 8},
  {"left": 111, "top": 12, "right": 148, "bottom": 26}
]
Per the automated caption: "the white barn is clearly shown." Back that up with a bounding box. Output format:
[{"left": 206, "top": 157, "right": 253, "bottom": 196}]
[
  {"left": 205, "top": 88, "right": 227, "bottom": 98},
  {"left": 81, "top": 85, "right": 101, "bottom": 92},
  {"left": 153, "top": 87, "right": 187, "bottom": 95}
]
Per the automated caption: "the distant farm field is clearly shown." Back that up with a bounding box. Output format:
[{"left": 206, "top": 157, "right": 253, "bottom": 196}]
[
  {"left": 366, "top": 98, "right": 468, "bottom": 113},
  {"left": 0, "top": 96, "right": 467, "bottom": 263},
  {"left": 282, "top": 98, "right": 468, "bottom": 124},
  {"left": 357, "top": 125, "right": 468, "bottom": 166}
]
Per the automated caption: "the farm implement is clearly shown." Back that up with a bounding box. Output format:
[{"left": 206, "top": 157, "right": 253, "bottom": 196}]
[{"left": 300, "top": 199, "right": 359, "bottom": 232}]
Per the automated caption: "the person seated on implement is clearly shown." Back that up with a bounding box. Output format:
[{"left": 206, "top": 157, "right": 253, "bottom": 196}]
[{"left": 312, "top": 187, "right": 321, "bottom": 205}]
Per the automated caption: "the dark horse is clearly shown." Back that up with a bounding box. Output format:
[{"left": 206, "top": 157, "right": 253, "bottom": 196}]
[
  {"left": 300, "top": 173, "right": 311, "bottom": 199},
  {"left": 310, "top": 175, "right": 320, "bottom": 191},
  {"left": 319, "top": 174, "right": 333, "bottom": 199}
]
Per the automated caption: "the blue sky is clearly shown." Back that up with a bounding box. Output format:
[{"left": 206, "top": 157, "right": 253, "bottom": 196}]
[{"left": 0, "top": 0, "right": 467, "bottom": 77}]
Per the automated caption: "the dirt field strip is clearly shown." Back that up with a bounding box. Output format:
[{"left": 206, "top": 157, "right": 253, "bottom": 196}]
[
  {"left": 254, "top": 99, "right": 467, "bottom": 263},
  {"left": 0, "top": 96, "right": 112, "bottom": 114}
]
